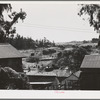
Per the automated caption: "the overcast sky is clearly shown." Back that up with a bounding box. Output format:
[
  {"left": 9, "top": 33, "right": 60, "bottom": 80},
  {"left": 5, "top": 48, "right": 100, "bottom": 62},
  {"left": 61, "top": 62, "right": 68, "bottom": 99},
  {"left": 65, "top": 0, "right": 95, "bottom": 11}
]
[{"left": 8, "top": 2, "right": 99, "bottom": 43}]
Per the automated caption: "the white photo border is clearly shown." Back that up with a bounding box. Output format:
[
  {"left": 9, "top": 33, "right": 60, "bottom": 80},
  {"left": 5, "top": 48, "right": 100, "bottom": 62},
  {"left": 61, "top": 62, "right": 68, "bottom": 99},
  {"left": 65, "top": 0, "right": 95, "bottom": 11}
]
[{"left": 0, "top": 1, "right": 100, "bottom": 99}]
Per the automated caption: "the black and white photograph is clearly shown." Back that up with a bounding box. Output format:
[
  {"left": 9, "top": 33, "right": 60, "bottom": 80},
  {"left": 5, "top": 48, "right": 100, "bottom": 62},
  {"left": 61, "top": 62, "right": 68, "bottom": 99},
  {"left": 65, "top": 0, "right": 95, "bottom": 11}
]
[{"left": 0, "top": 1, "right": 100, "bottom": 92}]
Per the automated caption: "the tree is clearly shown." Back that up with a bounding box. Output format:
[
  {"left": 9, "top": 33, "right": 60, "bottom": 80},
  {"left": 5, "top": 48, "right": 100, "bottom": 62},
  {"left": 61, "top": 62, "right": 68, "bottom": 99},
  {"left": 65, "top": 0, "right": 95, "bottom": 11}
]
[
  {"left": 71, "top": 47, "right": 88, "bottom": 71},
  {"left": 0, "top": 4, "right": 26, "bottom": 43},
  {"left": 0, "top": 67, "right": 31, "bottom": 89},
  {"left": 78, "top": 4, "right": 100, "bottom": 46},
  {"left": 53, "top": 46, "right": 89, "bottom": 72}
]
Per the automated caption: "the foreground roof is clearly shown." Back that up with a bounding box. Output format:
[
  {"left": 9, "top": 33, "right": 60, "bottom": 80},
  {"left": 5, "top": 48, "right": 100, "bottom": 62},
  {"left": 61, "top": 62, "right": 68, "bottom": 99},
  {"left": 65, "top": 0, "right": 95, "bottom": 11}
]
[
  {"left": 26, "top": 71, "right": 56, "bottom": 76},
  {"left": 80, "top": 55, "right": 100, "bottom": 69},
  {"left": 0, "top": 43, "right": 24, "bottom": 59},
  {"left": 53, "top": 69, "right": 70, "bottom": 77},
  {"left": 29, "top": 82, "right": 52, "bottom": 85}
]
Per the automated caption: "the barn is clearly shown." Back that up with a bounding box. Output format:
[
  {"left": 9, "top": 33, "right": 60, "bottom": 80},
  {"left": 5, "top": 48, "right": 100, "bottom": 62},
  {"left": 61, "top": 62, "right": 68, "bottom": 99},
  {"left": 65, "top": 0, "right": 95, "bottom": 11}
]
[
  {"left": 0, "top": 43, "right": 25, "bottom": 72},
  {"left": 80, "top": 55, "right": 100, "bottom": 90}
]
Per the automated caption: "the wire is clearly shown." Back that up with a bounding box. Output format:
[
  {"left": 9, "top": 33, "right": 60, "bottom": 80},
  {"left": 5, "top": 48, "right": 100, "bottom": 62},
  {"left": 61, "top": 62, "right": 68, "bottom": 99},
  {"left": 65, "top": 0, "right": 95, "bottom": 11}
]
[
  {"left": 16, "top": 23, "right": 96, "bottom": 33},
  {"left": 23, "top": 22, "right": 92, "bottom": 31}
]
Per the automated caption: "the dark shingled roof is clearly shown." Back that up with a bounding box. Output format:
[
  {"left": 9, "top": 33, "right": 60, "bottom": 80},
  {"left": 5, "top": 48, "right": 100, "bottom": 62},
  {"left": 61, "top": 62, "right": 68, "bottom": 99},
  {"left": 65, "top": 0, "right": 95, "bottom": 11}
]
[
  {"left": 0, "top": 43, "right": 24, "bottom": 59},
  {"left": 80, "top": 55, "right": 100, "bottom": 69}
]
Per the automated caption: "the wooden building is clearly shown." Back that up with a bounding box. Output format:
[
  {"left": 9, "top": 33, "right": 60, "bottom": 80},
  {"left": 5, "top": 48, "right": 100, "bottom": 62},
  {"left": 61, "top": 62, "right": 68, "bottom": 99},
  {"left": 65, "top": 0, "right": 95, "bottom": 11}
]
[
  {"left": 53, "top": 69, "right": 70, "bottom": 89},
  {"left": 80, "top": 55, "right": 100, "bottom": 90},
  {"left": 53, "top": 69, "right": 80, "bottom": 90},
  {"left": 64, "top": 71, "right": 81, "bottom": 90},
  {"left": 0, "top": 43, "right": 24, "bottom": 72},
  {"left": 26, "top": 71, "right": 59, "bottom": 90}
]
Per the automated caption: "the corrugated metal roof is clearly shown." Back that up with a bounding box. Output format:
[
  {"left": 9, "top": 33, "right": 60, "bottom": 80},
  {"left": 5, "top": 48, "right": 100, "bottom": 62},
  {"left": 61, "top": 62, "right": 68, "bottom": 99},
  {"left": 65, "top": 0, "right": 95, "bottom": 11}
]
[
  {"left": 81, "top": 55, "right": 100, "bottom": 68},
  {"left": 29, "top": 82, "right": 52, "bottom": 85},
  {"left": 0, "top": 43, "right": 24, "bottom": 59},
  {"left": 26, "top": 69, "right": 70, "bottom": 77},
  {"left": 26, "top": 71, "right": 56, "bottom": 76}
]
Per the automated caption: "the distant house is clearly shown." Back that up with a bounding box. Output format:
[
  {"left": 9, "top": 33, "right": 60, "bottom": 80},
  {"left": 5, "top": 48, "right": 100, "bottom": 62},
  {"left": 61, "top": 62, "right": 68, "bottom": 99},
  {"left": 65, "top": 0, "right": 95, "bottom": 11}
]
[
  {"left": 80, "top": 55, "right": 100, "bottom": 90},
  {"left": 26, "top": 71, "right": 59, "bottom": 90},
  {"left": 0, "top": 43, "right": 25, "bottom": 72}
]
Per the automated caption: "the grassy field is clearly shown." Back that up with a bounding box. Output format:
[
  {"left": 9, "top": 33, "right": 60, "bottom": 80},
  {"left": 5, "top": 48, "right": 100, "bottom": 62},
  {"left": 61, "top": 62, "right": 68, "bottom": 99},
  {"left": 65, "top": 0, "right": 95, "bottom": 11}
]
[{"left": 21, "top": 42, "right": 99, "bottom": 73}]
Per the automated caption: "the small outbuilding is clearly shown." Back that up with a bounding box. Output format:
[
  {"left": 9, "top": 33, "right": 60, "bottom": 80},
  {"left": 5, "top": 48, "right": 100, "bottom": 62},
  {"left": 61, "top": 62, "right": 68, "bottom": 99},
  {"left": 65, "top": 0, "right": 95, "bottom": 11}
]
[
  {"left": 0, "top": 43, "right": 25, "bottom": 72},
  {"left": 52, "top": 69, "right": 80, "bottom": 90},
  {"left": 26, "top": 71, "right": 60, "bottom": 90},
  {"left": 65, "top": 71, "right": 81, "bottom": 90},
  {"left": 53, "top": 69, "right": 70, "bottom": 89}
]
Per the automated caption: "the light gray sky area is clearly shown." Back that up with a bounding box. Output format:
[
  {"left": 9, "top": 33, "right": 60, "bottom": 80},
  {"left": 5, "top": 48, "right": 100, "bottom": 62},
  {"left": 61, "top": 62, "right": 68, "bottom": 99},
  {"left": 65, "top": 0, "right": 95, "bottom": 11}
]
[{"left": 9, "top": 2, "right": 99, "bottom": 43}]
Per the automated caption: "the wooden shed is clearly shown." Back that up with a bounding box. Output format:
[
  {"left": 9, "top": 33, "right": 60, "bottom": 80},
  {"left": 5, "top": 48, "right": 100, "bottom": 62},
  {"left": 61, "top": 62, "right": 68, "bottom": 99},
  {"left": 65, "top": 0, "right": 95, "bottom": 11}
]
[
  {"left": 52, "top": 69, "right": 80, "bottom": 90},
  {"left": 0, "top": 43, "right": 25, "bottom": 72},
  {"left": 64, "top": 71, "right": 81, "bottom": 90},
  {"left": 26, "top": 71, "right": 59, "bottom": 90},
  {"left": 53, "top": 69, "right": 70, "bottom": 89},
  {"left": 80, "top": 55, "right": 100, "bottom": 90}
]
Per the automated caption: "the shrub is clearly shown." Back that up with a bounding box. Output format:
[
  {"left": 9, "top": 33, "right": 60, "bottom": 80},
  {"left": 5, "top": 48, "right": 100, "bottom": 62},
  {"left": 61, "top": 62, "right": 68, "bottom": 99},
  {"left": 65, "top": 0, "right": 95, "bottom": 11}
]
[
  {"left": 43, "top": 49, "right": 56, "bottom": 55},
  {"left": 26, "top": 56, "right": 39, "bottom": 63},
  {"left": 0, "top": 67, "right": 31, "bottom": 89}
]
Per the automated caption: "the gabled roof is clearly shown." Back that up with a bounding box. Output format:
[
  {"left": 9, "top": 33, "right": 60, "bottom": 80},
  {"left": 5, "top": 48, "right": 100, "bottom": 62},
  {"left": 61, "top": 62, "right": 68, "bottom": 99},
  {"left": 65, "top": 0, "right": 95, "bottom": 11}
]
[
  {"left": 67, "top": 73, "right": 79, "bottom": 80},
  {"left": 0, "top": 43, "right": 24, "bottom": 59},
  {"left": 80, "top": 55, "right": 100, "bottom": 69},
  {"left": 74, "top": 70, "right": 81, "bottom": 77},
  {"left": 53, "top": 69, "right": 70, "bottom": 77}
]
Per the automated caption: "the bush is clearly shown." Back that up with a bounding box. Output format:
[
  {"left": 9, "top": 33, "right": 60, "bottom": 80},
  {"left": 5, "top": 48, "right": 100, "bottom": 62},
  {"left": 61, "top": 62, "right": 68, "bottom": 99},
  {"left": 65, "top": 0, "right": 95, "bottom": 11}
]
[
  {"left": 52, "top": 64, "right": 59, "bottom": 69},
  {"left": 26, "top": 56, "right": 39, "bottom": 63},
  {"left": 45, "top": 67, "right": 54, "bottom": 72},
  {"left": 0, "top": 67, "right": 31, "bottom": 89},
  {"left": 80, "top": 45, "right": 92, "bottom": 53},
  {"left": 43, "top": 49, "right": 56, "bottom": 55}
]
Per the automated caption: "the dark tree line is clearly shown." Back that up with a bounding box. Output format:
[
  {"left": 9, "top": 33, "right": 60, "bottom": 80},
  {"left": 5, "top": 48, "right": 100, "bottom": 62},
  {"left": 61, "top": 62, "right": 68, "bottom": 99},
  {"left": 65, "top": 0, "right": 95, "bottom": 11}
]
[
  {"left": 91, "top": 38, "right": 99, "bottom": 43},
  {"left": 7, "top": 34, "right": 55, "bottom": 50}
]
